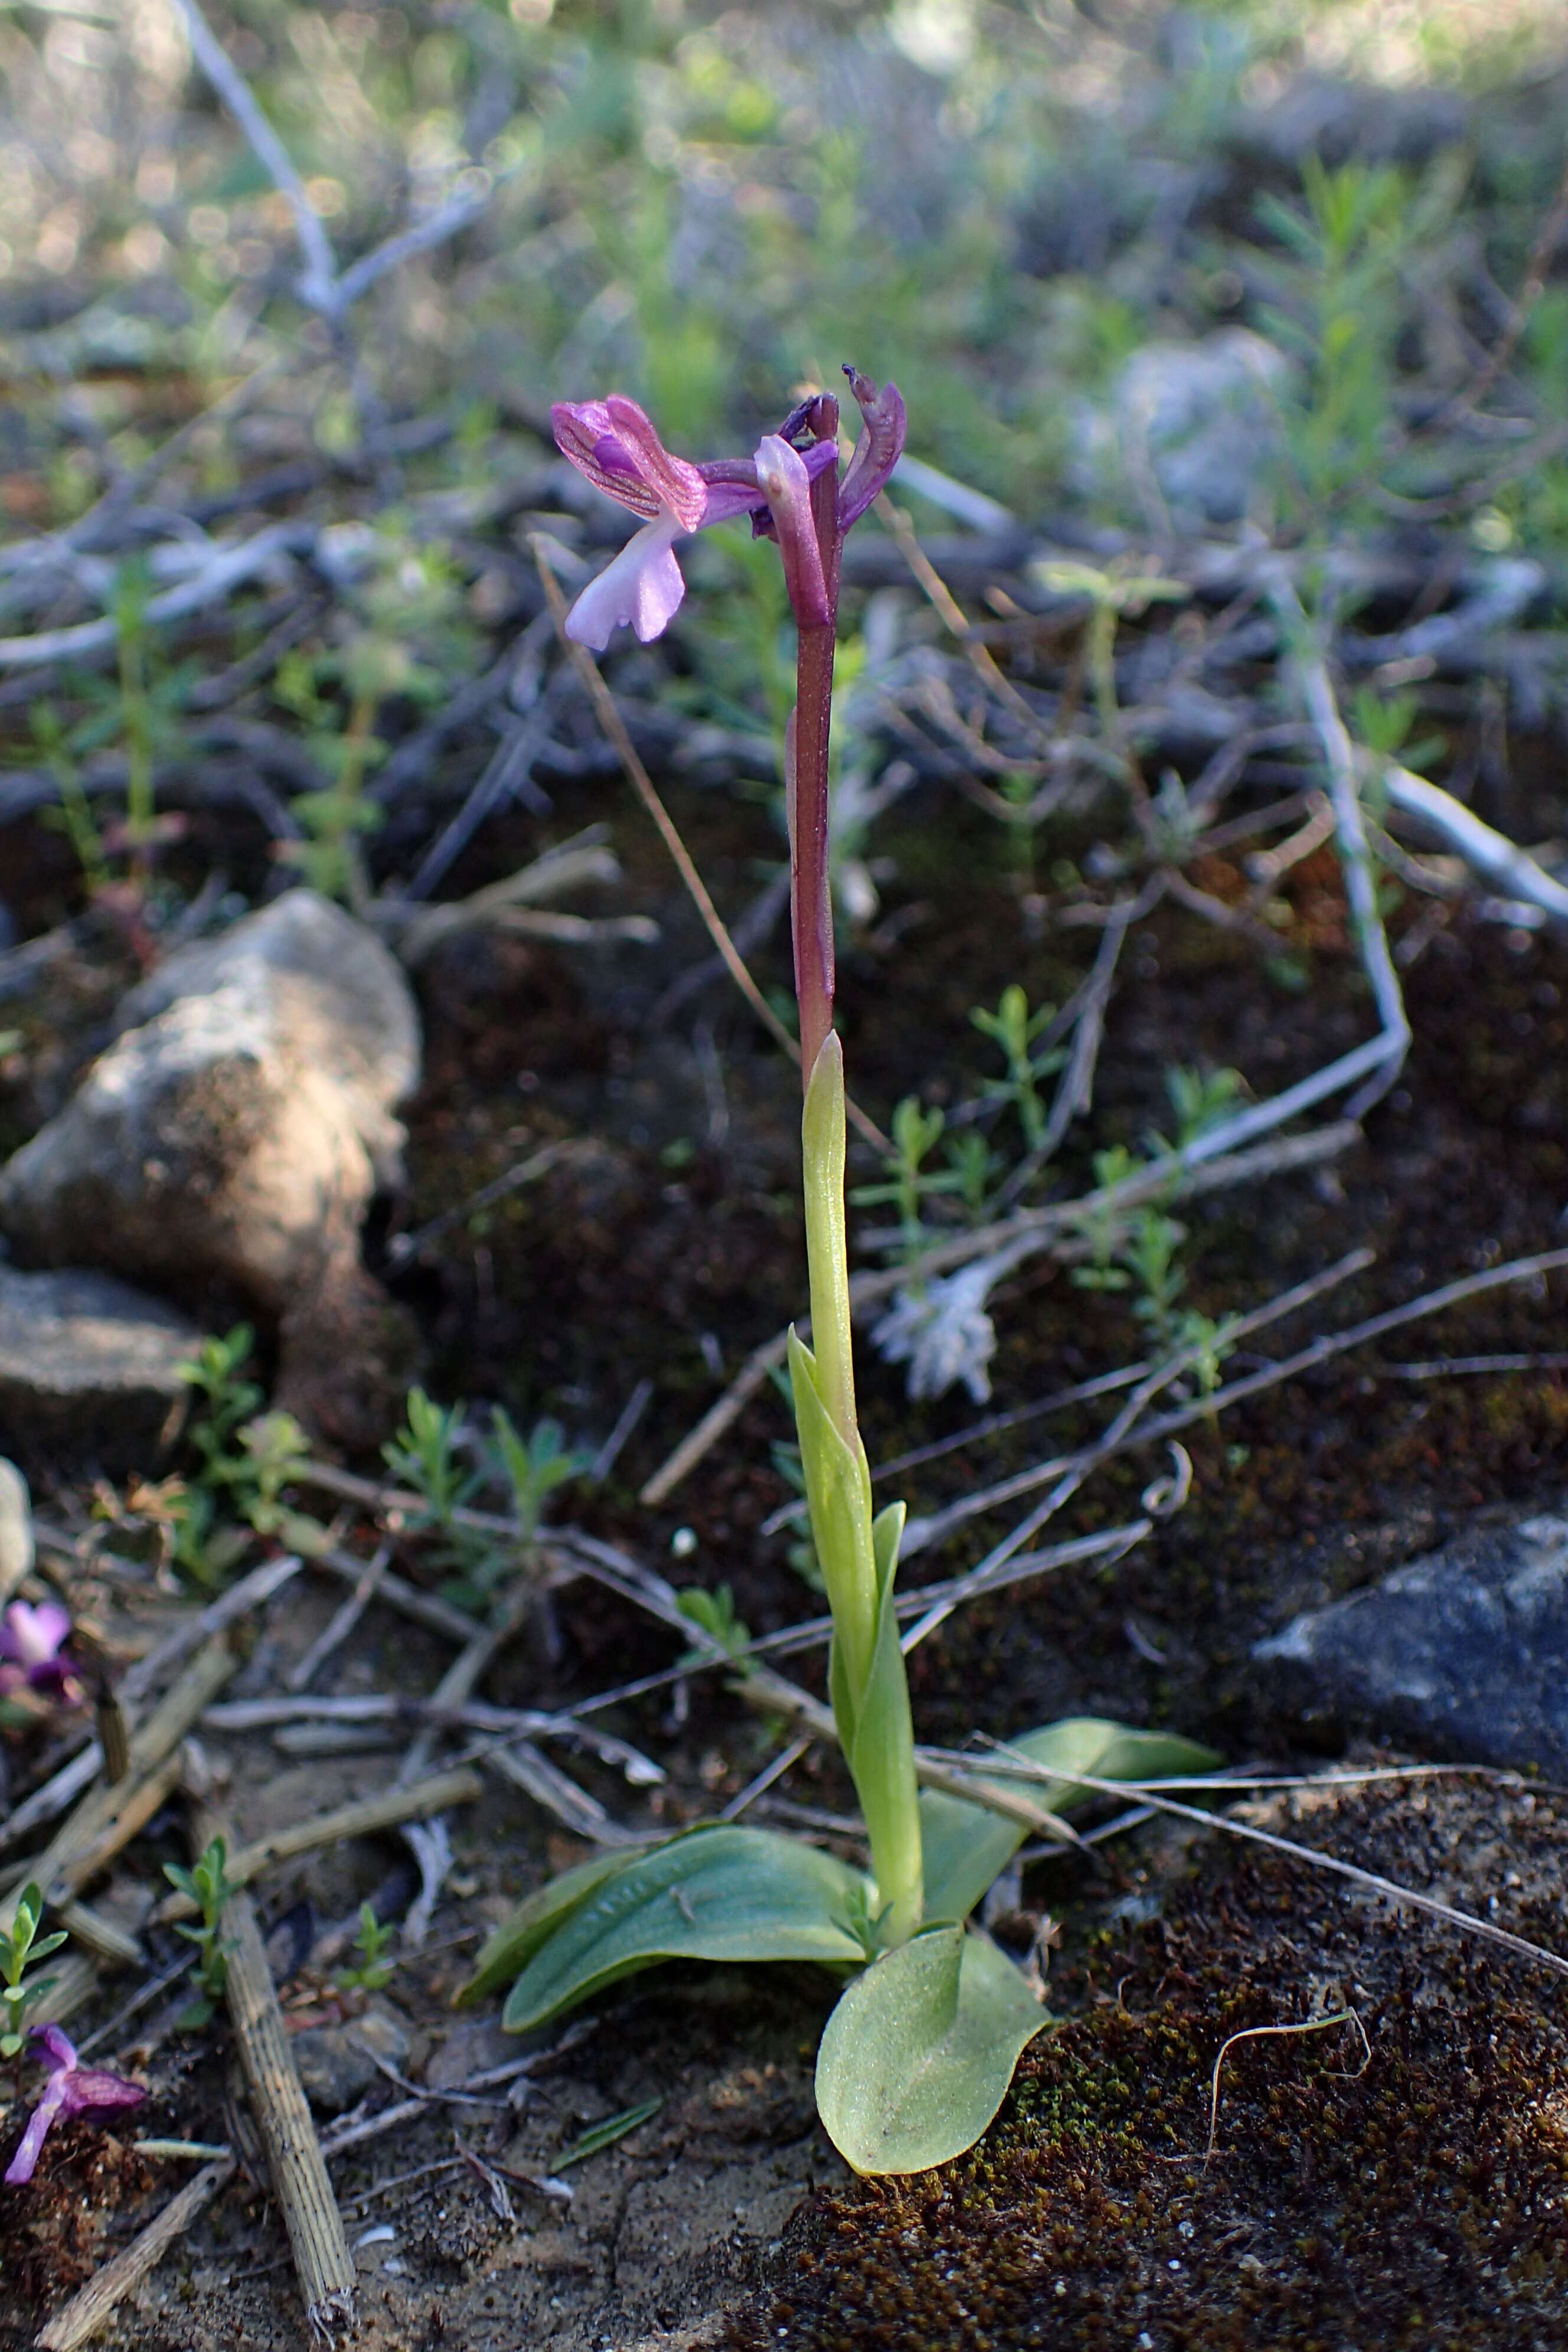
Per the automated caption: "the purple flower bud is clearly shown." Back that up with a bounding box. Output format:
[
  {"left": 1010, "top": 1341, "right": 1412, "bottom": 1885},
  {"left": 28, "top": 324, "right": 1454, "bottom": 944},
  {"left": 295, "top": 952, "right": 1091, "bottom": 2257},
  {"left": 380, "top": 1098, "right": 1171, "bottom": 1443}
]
[
  {"left": 4, "top": 2026, "right": 145, "bottom": 2187},
  {"left": 838, "top": 368, "right": 907, "bottom": 530},
  {"left": 751, "top": 436, "right": 832, "bottom": 630}
]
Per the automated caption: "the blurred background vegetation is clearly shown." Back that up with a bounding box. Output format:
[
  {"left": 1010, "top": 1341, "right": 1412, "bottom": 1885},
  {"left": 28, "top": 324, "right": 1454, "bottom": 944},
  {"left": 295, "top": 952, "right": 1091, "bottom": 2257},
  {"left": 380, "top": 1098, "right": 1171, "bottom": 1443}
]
[{"left": 2, "top": 0, "right": 1566, "bottom": 541}]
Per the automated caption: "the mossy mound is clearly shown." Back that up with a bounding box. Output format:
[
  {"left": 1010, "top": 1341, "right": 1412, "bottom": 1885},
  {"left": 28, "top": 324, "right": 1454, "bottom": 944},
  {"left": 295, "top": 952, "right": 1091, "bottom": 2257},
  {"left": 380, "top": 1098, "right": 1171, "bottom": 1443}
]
[{"left": 737, "top": 1775, "right": 1568, "bottom": 2351}]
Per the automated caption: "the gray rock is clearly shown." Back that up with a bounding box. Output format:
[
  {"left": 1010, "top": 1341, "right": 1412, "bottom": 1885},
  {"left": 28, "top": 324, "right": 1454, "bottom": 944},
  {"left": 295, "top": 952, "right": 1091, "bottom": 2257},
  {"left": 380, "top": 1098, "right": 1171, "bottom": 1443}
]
[
  {"left": 1073, "top": 329, "right": 1295, "bottom": 529},
  {"left": 0, "top": 892, "right": 420, "bottom": 1445},
  {"left": 1254, "top": 1513, "right": 1568, "bottom": 1776},
  {"left": 292, "top": 2000, "right": 413, "bottom": 2116},
  {"left": 0, "top": 1264, "right": 199, "bottom": 1473},
  {"left": 0, "top": 1455, "right": 32, "bottom": 1602}
]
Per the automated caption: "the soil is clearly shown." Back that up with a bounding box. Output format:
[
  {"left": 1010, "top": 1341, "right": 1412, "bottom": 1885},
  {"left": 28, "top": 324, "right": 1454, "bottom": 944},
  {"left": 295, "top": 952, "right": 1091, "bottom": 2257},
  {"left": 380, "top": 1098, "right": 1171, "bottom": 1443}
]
[{"left": 1, "top": 721, "right": 1567, "bottom": 2348}]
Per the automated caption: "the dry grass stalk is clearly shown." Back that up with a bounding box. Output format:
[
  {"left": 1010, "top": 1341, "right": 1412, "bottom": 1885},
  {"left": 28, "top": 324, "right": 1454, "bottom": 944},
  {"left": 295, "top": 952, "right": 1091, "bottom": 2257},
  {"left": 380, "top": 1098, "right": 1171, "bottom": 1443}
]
[
  {"left": 46, "top": 1751, "right": 185, "bottom": 1907},
  {"left": 0, "top": 1639, "right": 237, "bottom": 1942},
  {"left": 35, "top": 2155, "right": 239, "bottom": 2352},
  {"left": 50, "top": 1900, "right": 143, "bottom": 1971},
  {"left": 191, "top": 1796, "right": 355, "bottom": 2343},
  {"left": 151, "top": 1766, "right": 481, "bottom": 1925}
]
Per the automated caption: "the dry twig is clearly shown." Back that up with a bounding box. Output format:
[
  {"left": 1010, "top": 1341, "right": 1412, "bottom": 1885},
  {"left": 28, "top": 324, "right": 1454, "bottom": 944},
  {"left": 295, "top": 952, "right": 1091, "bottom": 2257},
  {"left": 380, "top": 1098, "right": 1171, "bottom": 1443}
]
[{"left": 190, "top": 1791, "right": 355, "bottom": 2344}]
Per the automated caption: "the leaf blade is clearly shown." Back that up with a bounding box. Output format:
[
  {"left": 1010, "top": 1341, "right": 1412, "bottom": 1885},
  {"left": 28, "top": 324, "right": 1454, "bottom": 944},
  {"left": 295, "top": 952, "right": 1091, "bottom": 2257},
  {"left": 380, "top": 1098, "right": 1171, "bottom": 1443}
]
[
  {"left": 498, "top": 1827, "right": 873, "bottom": 2033},
  {"left": 815, "top": 1926, "right": 1047, "bottom": 2175}
]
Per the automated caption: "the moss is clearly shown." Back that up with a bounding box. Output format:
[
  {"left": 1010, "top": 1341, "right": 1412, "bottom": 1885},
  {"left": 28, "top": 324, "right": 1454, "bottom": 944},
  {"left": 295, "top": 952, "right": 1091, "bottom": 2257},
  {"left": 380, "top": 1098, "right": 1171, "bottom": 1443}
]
[{"left": 733, "top": 1778, "right": 1568, "bottom": 2352}]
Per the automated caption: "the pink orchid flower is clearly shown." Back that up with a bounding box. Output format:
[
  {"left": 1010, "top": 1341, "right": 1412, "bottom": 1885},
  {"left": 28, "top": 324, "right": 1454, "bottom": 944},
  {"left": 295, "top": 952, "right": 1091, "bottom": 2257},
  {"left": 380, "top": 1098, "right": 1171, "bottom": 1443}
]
[
  {"left": 4, "top": 2025, "right": 145, "bottom": 2186},
  {"left": 0, "top": 1600, "right": 75, "bottom": 1699},
  {"left": 550, "top": 383, "right": 894, "bottom": 649}
]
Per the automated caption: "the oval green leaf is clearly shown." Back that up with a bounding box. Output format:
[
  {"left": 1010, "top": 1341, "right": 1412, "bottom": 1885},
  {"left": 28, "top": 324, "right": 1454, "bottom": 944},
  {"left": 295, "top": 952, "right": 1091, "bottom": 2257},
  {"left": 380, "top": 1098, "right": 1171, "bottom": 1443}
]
[
  {"left": 500, "top": 1825, "right": 874, "bottom": 2032},
  {"left": 815, "top": 1925, "right": 1047, "bottom": 2175},
  {"left": 920, "top": 1716, "right": 1223, "bottom": 1927}
]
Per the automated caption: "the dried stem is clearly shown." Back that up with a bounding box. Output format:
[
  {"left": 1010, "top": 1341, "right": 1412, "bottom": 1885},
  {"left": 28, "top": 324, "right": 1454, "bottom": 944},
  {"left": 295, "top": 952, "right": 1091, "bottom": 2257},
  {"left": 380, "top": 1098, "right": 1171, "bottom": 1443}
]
[
  {"left": 151, "top": 1768, "right": 481, "bottom": 1925},
  {"left": 191, "top": 1793, "right": 355, "bottom": 2343}
]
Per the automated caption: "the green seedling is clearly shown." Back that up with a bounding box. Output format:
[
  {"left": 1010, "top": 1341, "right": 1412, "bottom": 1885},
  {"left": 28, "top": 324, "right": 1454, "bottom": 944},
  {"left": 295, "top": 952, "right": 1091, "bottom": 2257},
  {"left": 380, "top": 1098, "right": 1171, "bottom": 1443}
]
[
  {"left": 488, "top": 1410, "right": 592, "bottom": 1544},
  {"left": 383, "top": 1385, "right": 498, "bottom": 1600},
  {"left": 336, "top": 1903, "right": 396, "bottom": 1995},
  {"left": 178, "top": 1326, "right": 263, "bottom": 1476},
  {"left": 1, "top": 1886, "right": 68, "bottom": 2059},
  {"left": 850, "top": 1096, "right": 969, "bottom": 1264},
  {"left": 384, "top": 1387, "right": 478, "bottom": 1528},
  {"left": 162, "top": 1838, "right": 233, "bottom": 2028},
  {"left": 1146, "top": 1064, "right": 1244, "bottom": 1159},
  {"left": 675, "top": 1583, "right": 752, "bottom": 1666},
  {"left": 970, "top": 985, "right": 1067, "bottom": 1154},
  {"left": 557, "top": 2096, "right": 663, "bottom": 2170},
  {"left": 31, "top": 702, "right": 109, "bottom": 896}
]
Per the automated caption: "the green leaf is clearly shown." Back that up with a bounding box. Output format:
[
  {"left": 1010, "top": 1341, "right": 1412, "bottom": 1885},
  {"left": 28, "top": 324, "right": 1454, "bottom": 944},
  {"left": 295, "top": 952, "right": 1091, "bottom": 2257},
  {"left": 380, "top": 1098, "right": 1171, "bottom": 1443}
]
[
  {"left": 843, "top": 1504, "right": 922, "bottom": 1945},
  {"left": 498, "top": 1827, "right": 873, "bottom": 2033},
  {"left": 557, "top": 2096, "right": 664, "bottom": 2169},
  {"left": 815, "top": 1926, "right": 1047, "bottom": 2175},
  {"left": 920, "top": 1719, "right": 1222, "bottom": 1926},
  {"left": 463, "top": 1851, "right": 630, "bottom": 2005},
  {"left": 788, "top": 1328, "right": 877, "bottom": 1734}
]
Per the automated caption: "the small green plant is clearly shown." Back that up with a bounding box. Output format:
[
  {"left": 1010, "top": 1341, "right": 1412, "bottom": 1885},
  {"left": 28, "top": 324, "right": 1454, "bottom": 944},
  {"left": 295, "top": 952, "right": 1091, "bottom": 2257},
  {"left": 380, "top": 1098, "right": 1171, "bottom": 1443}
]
[
  {"left": 336, "top": 1902, "right": 396, "bottom": 1995},
  {"left": 942, "top": 1131, "right": 1000, "bottom": 1223},
  {"left": 850, "top": 1096, "right": 969, "bottom": 1263},
  {"left": 224, "top": 1412, "right": 321, "bottom": 1549},
  {"left": 1350, "top": 686, "right": 1446, "bottom": 786},
  {"left": 178, "top": 1327, "right": 264, "bottom": 1478},
  {"left": 1124, "top": 1208, "right": 1188, "bottom": 1349},
  {"left": 1149, "top": 1063, "right": 1245, "bottom": 1157},
  {"left": 273, "top": 649, "right": 386, "bottom": 908},
  {"left": 1, "top": 1887, "right": 68, "bottom": 2059},
  {"left": 53, "top": 557, "right": 196, "bottom": 881},
  {"left": 488, "top": 1410, "right": 592, "bottom": 1544},
  {"left": 384, "top": 1386, "right": 478, "bottom": 1528},
  {"left": 174, "top": 1332, "right": 325, "bottom": 1577},
  {"left": 970, "top": 985, "right": 1066, "bottom": 1153},
  {"left": 31, "top": 703, "right": 109, "bottom": 896},
  {"left": 162, "top": 1839, "right": 233, "bottom": 2027},
  {"left": 675, "top": 1582, "right": 752, "bottom": 1665},
  {"left": 1030, "top": 558, "right": 1187, "bottom": 767}
]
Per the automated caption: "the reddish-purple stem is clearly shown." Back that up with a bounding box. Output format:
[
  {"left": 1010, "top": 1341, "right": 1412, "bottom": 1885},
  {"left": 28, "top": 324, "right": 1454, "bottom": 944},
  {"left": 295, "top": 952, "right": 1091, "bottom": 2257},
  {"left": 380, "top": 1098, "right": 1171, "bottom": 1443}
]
[{"left": 790, "top": 399, "right": 842, "bottom": 1086}]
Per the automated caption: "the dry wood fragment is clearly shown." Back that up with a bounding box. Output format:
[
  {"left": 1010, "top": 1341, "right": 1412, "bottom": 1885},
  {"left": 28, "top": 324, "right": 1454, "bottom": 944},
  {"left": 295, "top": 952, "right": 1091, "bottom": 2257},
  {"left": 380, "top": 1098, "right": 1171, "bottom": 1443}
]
[
  {"left": 35, "top": 2154, "right": 240, "bottom": 2352},
  {"left": 191, "top": 1794, "right": 354, "bottom": 2344},
  {"left": 0, "top": 1639, "right": 237, "bottom": 1941},
  {"left": 150, "top": 1766, "right": 481, "bottom": 1925},
  {"left": 311, "top": 1543, "right": 484, "bottom": 1645},
  {"left": 44, "top": 1751, "right": 185, "bottom": 1909},
  {"left": 50, "top": 1902, "right": 142, "bottom": 1971}
]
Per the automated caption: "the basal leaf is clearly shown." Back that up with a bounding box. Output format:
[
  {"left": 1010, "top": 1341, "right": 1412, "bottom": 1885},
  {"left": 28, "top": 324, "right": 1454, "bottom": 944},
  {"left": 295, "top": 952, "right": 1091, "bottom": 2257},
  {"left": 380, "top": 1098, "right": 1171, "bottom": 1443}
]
[
  {"left": 499, "top": 1826, "right": 874, "bottom": 2033},
  {"left": 464, "top": 1850, "right": 629, "bottom": 2005},
  {"left": 815, "top": 1925, "right": 1047, "bottom": 2175},
  {"left": 920, "top": 1717, "right": 1222, "bottom": 1927},
  {"left": 845, "top": 1533, "right": 922, "bottom": 1943}
]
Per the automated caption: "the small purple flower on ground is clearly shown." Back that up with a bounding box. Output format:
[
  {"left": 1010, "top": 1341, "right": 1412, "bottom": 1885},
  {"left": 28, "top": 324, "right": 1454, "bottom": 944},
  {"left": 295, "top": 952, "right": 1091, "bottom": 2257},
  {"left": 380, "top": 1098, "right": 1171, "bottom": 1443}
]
[
  {"left": 4, "top": 2025, "right": 145, "bottom": 2186},
  {"left": 0, "top": 1600, "right": 75, "bottom": 1699}
]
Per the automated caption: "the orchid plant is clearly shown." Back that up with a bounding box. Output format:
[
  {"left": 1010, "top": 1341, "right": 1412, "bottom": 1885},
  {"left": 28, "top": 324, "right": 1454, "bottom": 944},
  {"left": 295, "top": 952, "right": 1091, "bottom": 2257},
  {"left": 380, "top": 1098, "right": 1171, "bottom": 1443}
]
[{"left": 466, "top": 375, "right": 1213, "bottom": 2173}]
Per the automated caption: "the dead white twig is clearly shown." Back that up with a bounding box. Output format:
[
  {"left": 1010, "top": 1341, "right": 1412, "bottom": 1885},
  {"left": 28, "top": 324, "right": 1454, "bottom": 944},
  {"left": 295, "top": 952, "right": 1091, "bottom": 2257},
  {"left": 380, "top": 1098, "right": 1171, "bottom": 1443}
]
[
  {"left": 1268, "top": 564, "right": 1410, "bottom": 1115},
  {"left": 1380, "top": 760, "right": 1568, "bottom": 933}
]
